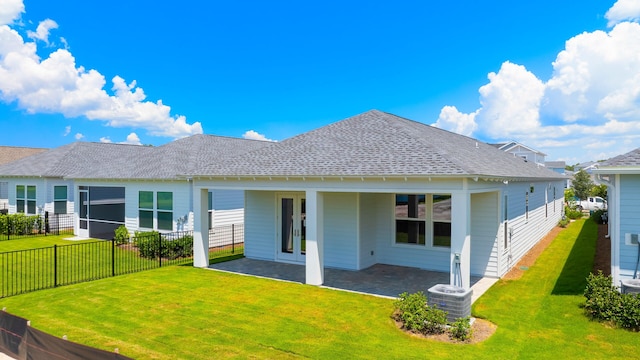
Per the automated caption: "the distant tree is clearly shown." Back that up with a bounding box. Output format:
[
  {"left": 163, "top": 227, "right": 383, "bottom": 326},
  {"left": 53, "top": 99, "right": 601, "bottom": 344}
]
[
  {"left": 572, "top": 170, "right": 593, "bottom": 200},
  {"left": 564, "top": 188, "right": 576, "bottom": 204},
  {"left": 591, "top": 184, "right": 607, "bottom": 199},
  {"left": 565, "top": 164, "right": 576, "bottom": 171}
]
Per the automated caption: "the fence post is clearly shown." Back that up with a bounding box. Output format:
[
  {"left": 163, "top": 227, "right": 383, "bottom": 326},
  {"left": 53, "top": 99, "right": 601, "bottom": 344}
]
[
  {"left": 231, "top": 224, "right": 235, "bottom": 254},
  {"left": 158, "top": 232, "right": 163, "bottom": 268},
  {"left": 111, "top": 239, "right": 116, "bottom": 277},
  {"left": 53, "top": 244, "right": 58, "bottom": 287},
  {"left": 44, "top": 211, "right": 50, "bottom": 235}
]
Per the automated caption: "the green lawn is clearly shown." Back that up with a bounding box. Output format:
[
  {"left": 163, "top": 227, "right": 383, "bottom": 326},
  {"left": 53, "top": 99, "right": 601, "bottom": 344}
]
[
  {"left": 0, "top": 235, "right": 96, "bottom": 251},
  {"left": 1, "top": 219, "right": 637, "bottom": 359}
]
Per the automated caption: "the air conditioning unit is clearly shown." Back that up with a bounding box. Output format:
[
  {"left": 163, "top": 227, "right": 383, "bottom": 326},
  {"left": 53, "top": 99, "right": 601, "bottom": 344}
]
[
  {"left": 621, "top": 279, "right": 640, "bottom": 294},
  {"left": 427, "top": 284, "right": 473, "bottom": 322}
]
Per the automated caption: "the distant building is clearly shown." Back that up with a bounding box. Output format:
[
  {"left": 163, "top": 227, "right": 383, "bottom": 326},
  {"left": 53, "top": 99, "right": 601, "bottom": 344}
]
[
  {"left": 0, "top": 146, "right": 47, "bottom": 210},
  {"left": 545, "top": 161, "right": 571, "bottom": 188},
  {"left": 490, "top": 141, "right": 546, "bottom": 166}
]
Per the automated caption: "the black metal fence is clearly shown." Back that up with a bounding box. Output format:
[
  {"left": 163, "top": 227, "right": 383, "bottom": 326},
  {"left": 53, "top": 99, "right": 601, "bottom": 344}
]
[
  {"left": 208, "top": 223, "right": 244, "bottom": 256},
  {"left": 0, "top": 212, "right": 74, "bottom": 240},
  {"left": 0, "top": 226, "right": 245, "bottom": 298}
]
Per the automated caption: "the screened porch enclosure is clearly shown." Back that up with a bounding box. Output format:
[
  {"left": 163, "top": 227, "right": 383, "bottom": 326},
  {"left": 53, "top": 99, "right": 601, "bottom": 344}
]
[{"left": 78, "top": 186, "right": 125, "bottom": 240}]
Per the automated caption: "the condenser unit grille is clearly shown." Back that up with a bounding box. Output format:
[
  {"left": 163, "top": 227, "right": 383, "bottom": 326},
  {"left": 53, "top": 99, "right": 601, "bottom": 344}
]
[{"left": 427, "top": 284, "right": 473, "bottom": 322}]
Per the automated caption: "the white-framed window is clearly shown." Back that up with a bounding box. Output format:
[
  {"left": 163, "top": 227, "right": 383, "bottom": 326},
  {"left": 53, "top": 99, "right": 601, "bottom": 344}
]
[
  {"left": 432, "top": 194, "right": 452, "bottom": 247},
  {"left": 157, "top": 192, "right": 173, "bottom": 231},
  {"left": 138, "top": 191, "right": 173, "bottom": 231},
  {"left": 16, "top": 185, "right": 36, "bottom": 214},
  {"left": 394, "top": 194, "right": 451, "bottom": 247},
  {"left": 54, "top": 186, "right": 67, "bottom": 214}
]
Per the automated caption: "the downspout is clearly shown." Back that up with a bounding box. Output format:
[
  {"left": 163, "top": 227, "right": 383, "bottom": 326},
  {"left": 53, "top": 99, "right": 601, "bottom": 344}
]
[{"left": 597, "top": 173, "right": 618, "bottom": 285}]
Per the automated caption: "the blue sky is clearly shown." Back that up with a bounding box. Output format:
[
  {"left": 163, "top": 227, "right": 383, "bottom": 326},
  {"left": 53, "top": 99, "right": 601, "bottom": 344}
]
[{"left": 1, "top": 0, "right": 640, "bottom": 164}]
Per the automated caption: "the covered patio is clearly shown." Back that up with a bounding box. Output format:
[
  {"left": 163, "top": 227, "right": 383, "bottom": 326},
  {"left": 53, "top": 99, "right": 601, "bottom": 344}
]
[{"left": 208, "top": 258, "right": 497, "bottom": 302}]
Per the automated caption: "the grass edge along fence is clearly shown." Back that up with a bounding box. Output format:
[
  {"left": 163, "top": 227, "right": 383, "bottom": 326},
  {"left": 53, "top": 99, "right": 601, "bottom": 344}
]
[{"left": 1, "top": 225, "right": 244, "bottom": 298}]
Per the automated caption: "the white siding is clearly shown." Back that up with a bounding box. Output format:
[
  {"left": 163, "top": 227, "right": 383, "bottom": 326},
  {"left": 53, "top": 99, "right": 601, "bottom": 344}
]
[
  {"left": 0, "top": 182, "right": 7, "bottom": 210},
  {"left": 470, "top": 192, "right": 499, "bottom": 277},
  {"left": 5, "top": 178, "right": 45, "bottom": 215},
  {"left": 44, "top": 179, "right": 75, "bottom": 215},
  {"left": 618, "top": 175, "right": 640, "bottom": 280},
  {"left": 212, "top": 190, "right": 244, "bottom": 210},
  {"left": 497, "top": 180, "right": 564, "bottom": 276},
  {"left": 359, "top": 193, "right": 387, "bottom": 269},
  {"left": 76, "top": 180, "right": 192, "bottom": 234},
  {"left": 244, "top": 191, "right": 276, "bottom": 260},
  {"left": 210, "top": 189, "right": 245, "bottom": 227},
  {"left": 323, "top": 193, "right": 358, "bottom": 270}
]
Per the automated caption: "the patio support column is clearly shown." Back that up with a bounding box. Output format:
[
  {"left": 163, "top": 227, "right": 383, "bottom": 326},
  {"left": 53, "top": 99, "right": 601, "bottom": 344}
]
[
  {"left": 193, "top": 187, "right": 209, "bottom": 268},
  {"left": 305, "top": 189, "right": 324, "bottom": 285},
  {"left": 451, "top": 191, "right": 471, "bottom": 289}
]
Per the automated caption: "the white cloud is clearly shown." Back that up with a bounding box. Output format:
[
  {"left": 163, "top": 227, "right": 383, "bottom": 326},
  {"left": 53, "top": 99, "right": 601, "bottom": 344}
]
[
  {"left": 27, "top": 18, "right": 57, "bottom": 44},
  {"left": 99, "top": 137, "right": 112, "bottom": 143},
  {"left": 121, "top": 132, "right": 142, "bottom": 145},
  {"left": 475, "top": 62, "right": 545, "bottom": 139},
  {"left": 0, "top": 1, "right": 203, "bottom": 139},
  {"left": 74, "top": 133, "right": 83, "bottom": 140},
  {"left": 242, "top": 130, "right": 276, "bottom": 142},
  {"left": 606, "top": 0, "right": 640, "bottom": 27},
  {"left": 436, "top": 6, "right": 640, "bottom": 163},
  {"left": 433, "top": 106, "right": 477, "bottom": 136},
  {"left": 0, "top": 0, "right": 24, "bottom": 26},
  {"left": 63, "top": 125, "right": 70, "bottom": 136}
]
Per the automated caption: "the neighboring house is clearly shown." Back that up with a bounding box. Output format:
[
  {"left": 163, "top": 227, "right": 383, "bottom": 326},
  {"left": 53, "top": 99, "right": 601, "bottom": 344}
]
[
  {"left": 576, "top": 161, "right": 599, "bottom": 173},
  {"left": 0, "top": 135, "right": 269, "bottom": 239},
  {"left": 0, "top": 146, "right": 47, "bottom": 210},
  {"left": 545, "top": 161, "right": 571, "bottom": 188},
  {"left": 491, "top": 141, "right": 546, "bottom": 166},
  {"left": 593, "top": 148, "right": 640, "bottom": 288},
  {"left": 190, "top": 110, "right": 566, "bottom": 290}
]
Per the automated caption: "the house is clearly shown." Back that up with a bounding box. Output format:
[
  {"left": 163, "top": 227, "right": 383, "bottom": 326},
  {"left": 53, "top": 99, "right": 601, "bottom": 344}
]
[
  {"left": 491, "top": 141, "right": 546, "bottom": 166},
  {"left": 545, "top": 161, "right": 571, "bottom": 188},
  {"left": 190, "top": 110, "right": 566, "bottom": 290},
  {"left": 0, "top": 135, "right": 269, "bottom": 239},
  {"left": 0, "top": 146, "right": 47, "bottom": 210},
  {"left": 592, "top": 148, "right": 640, "bottom": 288}
]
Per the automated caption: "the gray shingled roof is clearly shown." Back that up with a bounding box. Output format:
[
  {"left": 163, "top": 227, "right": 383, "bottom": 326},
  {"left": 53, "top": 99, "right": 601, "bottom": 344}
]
[
  {"left": 597, "top": 148, "right": 640, "bottom": 168},
  {"left": 0, "top": 146, "right": 47, "bottom": 166},
  {"left": 0, "top": 135, "right": 270, "bottom": 180},
  {"left": 197, "top": 110, "right": 565, "bottom": 180}
]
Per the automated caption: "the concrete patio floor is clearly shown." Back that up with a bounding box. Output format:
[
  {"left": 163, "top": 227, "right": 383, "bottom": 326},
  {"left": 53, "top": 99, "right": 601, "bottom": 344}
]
[{"left": 208, "top": 258, "right": 498, "bottom": 303}]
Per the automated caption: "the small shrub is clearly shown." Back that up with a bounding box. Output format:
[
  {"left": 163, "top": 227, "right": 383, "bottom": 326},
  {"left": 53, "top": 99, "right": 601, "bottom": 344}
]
[
  {"left": 591, "top": 209, "right": 607, "bottom": 224},
  {"left": 422, "top": 305, "right": 447, "bottom": 335},
  {"left": 134, "top": 231, "right": 161, "bottom": 259},
  {"left": 0, "top": 213, "right": 42, "bottom": 235},
  {"left": 394, "top": 291, "right": 448, "bottom": 335},
  {"left": 163, "top": 235, "right": 193, "bottom": 260},
  {"left": 583, "top": 271, "right": 640, "bottom": 331},
  {"left": 558, "top": 217, "right": 570, "bottom": 228},
  {"left": 394, "top": 292, "right": 428, "bottom": 332},
  {"left": 584, "top": 271, "right": 619, "bottom": 322},
  {"left": 615, "top": 293, "right": 640, "bottom": 330},
  {"left": 133, "top": 231, "right": 192, "bottom": 260},
  {"left": 449, "top": 317, "right": 472, "bottom": 341},
  {"left": 114, "top": 225, "right": 130, "bottom": 245},
  {"left": 564, "top": 206, "right": 583, "bottom": 220}
]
